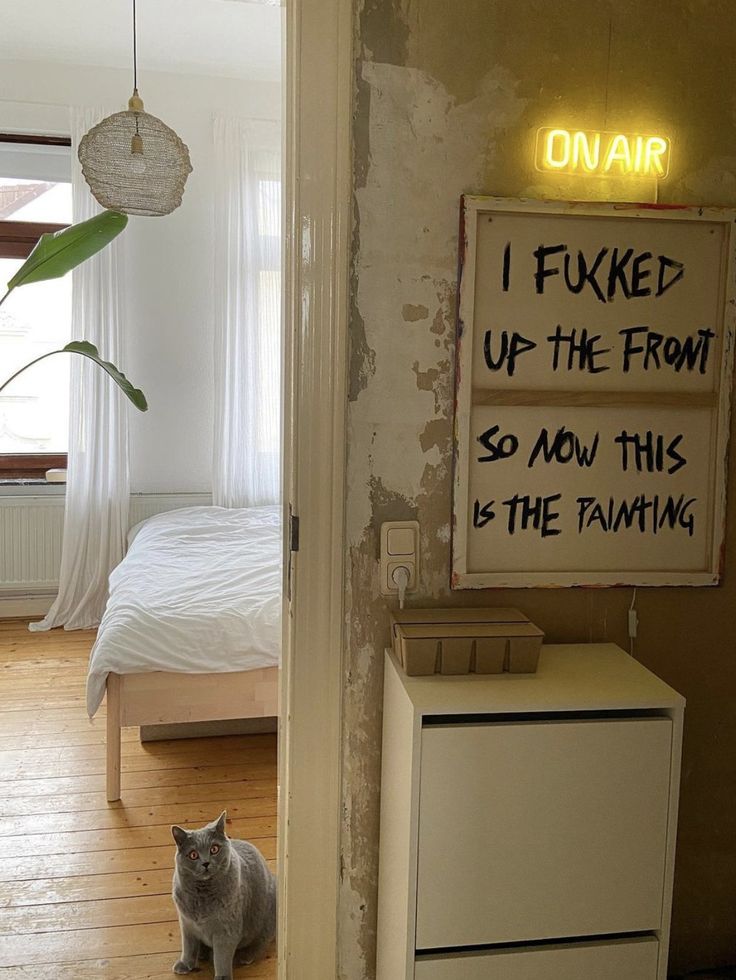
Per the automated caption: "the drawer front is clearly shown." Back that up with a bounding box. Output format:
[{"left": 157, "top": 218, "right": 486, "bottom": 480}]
[
  {"left": 414, "top": 936, "right": 659, "bottom": 980},
  {"left": 416, "top": 717, "right": 671, "bottom": 949}
]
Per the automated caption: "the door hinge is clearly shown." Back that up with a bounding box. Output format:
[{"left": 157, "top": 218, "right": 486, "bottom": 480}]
[
  {"left": 289, "top": 508, "right": 300, "bottom": 552},
  {"left": 287, "top": 505, "right": 299, "bottom": 603}
]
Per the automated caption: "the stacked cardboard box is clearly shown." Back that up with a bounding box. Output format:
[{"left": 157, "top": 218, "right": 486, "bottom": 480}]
[{"left": 391, "top": 607, "right": 544, "bottom": 676}]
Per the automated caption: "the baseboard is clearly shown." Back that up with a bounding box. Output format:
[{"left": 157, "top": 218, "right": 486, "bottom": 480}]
[
  {"left": 0, "top": 594, "right": 54, "bottom": 619},
  {"left": 140, "top": 717, "right": 278, "bottom": 741}
]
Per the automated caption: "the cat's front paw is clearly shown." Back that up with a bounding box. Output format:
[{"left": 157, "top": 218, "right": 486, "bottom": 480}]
[{"left": 172, "top": 960, "right": 194, "bottom": 975}]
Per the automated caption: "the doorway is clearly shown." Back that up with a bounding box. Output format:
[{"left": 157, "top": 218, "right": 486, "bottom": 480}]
[
  {"left": 0, "top": 0, "right": 352, "bottom": 975},
  {"left": 277, "top": 0, "right": 352, "bottom": 975}
]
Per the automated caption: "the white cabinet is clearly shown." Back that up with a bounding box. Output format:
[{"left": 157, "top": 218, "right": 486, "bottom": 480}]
[
  {"left": 417, "top": 718, "right": 671, "bottom": 947},
  {"left": 377, "top": 644, "right": 684, "bottom": 980},
  {"left": 414, "top": 936, "right": 660, "bottom": 980}
]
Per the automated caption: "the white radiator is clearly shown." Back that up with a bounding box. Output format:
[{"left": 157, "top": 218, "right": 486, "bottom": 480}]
[
  {"left": 0, "top": 495, "right": 65, "bottom": 595},
  {"left": 129, "top": 492, "right": 211, "bottom": 527},
  {"left": 0, "top": 492, "right": 211, "bottom": 615}
]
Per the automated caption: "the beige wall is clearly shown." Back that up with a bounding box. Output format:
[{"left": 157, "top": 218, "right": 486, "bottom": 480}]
[{"left": 342, "top": 0, "right": 736, "bottom": 976}]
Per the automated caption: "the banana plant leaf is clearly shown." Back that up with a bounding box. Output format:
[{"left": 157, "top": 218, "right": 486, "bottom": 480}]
[
  {"left": 0, "top": 341, "right": 148, "bottom": 412},
  {"left": 63, "top": 341, "right": 147, "bottom": 411},
  {"left": 6, "top": 210, "right": 128, "bottom": 292}
]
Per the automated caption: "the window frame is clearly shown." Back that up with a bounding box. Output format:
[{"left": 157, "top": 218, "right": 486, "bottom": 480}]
[
  {"left": 0, "top": 219, "right": 68, "bottom": 258},
  {"left": 0, "top": 133, "right": 71, "bottom": 479}
]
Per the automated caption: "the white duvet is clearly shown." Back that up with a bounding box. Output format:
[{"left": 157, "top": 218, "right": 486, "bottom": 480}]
[{"left": 87, "top": 505, "right": 281, "bottom": 717}]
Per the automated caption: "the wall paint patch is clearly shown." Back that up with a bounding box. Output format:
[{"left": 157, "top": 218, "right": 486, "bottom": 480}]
[{"left": 536, "top": 128, "right": 671, "bottom": 178}]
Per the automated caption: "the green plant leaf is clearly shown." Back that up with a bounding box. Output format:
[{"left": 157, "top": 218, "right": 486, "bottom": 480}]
[
  {"left": 0, "top": 342, "right": 147, "bottom": 411},
  {"left": 62, "top": 341, "right": 148, "bottom": 411},
  {"left": 6, "top": 210, "right": 128, "bottom": 291}
]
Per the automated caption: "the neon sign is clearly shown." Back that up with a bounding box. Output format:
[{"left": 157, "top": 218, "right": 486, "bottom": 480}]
[{"left": 536, "top": 128, "right": 671, "bottom": 178}]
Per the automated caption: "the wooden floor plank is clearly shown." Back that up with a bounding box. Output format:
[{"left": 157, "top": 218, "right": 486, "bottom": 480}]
[
  {"left": 3, "top": 727, "right": 152, "bottom": 750},
  {"left": 0, "top": 722, "right": 275, "bottom": 750},
  {"left": 0, "top": 920, "right": 181, "bottom": 965},
  {"left": 0, "top": 763, "right": 276, "bottom": 800},
  {"left": 0, "top": 949, "right": 276, "bottom": 978},
  {"left": 0, "top": 708, "right": 105, "bottom": 730},
  {"left": 0, "top": 670, "right": 96, "bottom": 686},
  {"left": 0, "top": 741, "right": 276, "bottom": 779},
  {"left": 0, "top": 777, "right": 276, "bottom": 817},
  {"left": 0, "top": 845, "right": 179, "bottom": 884},
  {"left": 3, "top": 691, "right": 87, "bottom": 717},
  {"left": 1, "top": 893, "right": 178, "bottom": 935},
  {"left": 0, "top": 814, "right": 276, "bottom": 857},
  {"left": 0, "top": 857, "right": 277, "bottom": 909},
  {"left": 1, "top": 655, "right": 92, "bottom": 669},
  {"left": 0, "top": 869, "right": 175, "bottom": 907},
  {"left": 0, "top": 838, "right": 277, "bottom": 883},
  {"left": 0, "top": 796, "right": 276, "bottom": 836},
  {"left": 0, "top": 622, "right": 278, "bottom": 978}
]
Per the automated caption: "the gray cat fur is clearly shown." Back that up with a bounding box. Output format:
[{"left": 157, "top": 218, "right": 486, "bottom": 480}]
[{"left": 171, "top": 811, "right": 276, "bottom": 979}]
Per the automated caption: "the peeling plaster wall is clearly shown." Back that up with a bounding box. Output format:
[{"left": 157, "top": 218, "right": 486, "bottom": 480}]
[{"left": 342, "top": 1, "right": 736, "bottom": 977}]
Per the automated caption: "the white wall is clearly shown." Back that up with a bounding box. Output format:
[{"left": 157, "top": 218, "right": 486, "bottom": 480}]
[{"left": 0, "top": 60, "right": 281, "bottom": 493}]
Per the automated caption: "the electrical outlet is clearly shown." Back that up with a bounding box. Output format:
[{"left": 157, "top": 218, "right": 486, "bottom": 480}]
[
  {"left": 628, "top": 608, "right": 639, "bottom": 638},
  {"left": 380, "top": 521, "right": 419, "bottom": 596}
]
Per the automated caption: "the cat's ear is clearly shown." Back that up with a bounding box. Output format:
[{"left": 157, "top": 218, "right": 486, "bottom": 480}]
[
  {"left": 172, "top": 825, "right": 188, "bottom": 847},
  {"left": 214, "top": 811, "right": 227, "bottom": 837}
]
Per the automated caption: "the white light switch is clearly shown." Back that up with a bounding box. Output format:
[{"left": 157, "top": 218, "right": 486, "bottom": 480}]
[
  {"left": 380, "top": 521, "right": 419, "bottom": 598},
  {"left": 387, "top": 527, "right": 415, "bottom": 556}
]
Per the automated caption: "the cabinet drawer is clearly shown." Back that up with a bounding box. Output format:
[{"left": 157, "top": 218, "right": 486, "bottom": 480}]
[
  {"left": 416, "top": 717, "right": 671, "bottom": 949},
  {"left": 414, "top": 936, "right": 659, "bottom": 980}
]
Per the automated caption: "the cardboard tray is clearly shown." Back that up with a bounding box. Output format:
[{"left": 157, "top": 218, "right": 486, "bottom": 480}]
[{"left": 391, "top": 608, "right": 544, "bottom": 677}]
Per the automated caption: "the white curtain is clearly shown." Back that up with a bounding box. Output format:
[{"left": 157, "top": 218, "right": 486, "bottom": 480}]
[
  {"left": 31, "top": 106, "right": 129, "bottom": 632},
  {"left": 212, "top": 116, "right": 281, "bottom": 508}
]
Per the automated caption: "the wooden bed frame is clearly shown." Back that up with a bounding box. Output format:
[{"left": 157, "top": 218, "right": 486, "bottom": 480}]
[{"left": 105, "top": 667, "right": 279, "bottom": 801}]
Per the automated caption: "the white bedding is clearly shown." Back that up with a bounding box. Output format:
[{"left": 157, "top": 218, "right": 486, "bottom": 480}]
[{"left": 87, "top": 505, "right": 281, "bottom": 717}]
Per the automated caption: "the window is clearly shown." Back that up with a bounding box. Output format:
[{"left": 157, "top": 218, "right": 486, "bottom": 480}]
[
  {"left": 0, "top": 135, "right": 72, "bottom": 479},
  {"left": 256, "top": 165, "right": 281, "bottom": 460}
]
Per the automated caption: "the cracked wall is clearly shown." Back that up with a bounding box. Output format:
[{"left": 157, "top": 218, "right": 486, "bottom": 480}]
[{"left": 341, "top": 1, "right": 736, "bottom": 976}]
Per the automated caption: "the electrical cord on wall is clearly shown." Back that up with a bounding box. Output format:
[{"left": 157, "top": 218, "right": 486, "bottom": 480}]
[
  {"left": 392, "top": 565, "right": 411, "bottom": 610},
  {"left": 628, "top": 587, "right": 638, "bottom": 657}
]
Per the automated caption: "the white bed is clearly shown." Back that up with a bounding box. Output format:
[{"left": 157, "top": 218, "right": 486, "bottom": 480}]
[{"left": 89, "top": 505, "right": 281, "bottom": 800}]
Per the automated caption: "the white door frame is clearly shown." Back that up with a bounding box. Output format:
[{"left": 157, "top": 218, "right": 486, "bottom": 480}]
[{"left": 278, "top": 0, "right": 353, "bottom": 975}]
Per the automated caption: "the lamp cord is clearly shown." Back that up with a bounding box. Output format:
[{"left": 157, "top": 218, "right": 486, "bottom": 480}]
[
  {"left": 131, "top": 0, "right": 141, "bottom": 134},
  {"left": 132, "top": 0, "right": 138, "bottom": 93}
]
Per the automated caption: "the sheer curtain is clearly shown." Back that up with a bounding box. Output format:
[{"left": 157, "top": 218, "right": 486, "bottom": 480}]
[
  {"left": 31, "top": 106, "right": 129, "bottom": 632},
  {"left": 212, "top": 116, "right": 281, "bottom": 509}
]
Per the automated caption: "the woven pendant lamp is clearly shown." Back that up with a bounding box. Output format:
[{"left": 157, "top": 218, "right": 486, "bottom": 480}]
[{"left": 78, "top": 0, "right": 192, "bottom": 216}]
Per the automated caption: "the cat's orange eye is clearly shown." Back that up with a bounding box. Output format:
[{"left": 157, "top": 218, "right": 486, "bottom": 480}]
[
  {"left": 210, "top": 844, "right": 220, "bottom": 855},
  {"left": 188, "top": 850, "right": 199, "bottom": 860}
]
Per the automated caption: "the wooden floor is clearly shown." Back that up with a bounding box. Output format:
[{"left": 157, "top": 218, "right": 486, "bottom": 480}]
[{"left": 0, "top": 619, "right": 278, "bottom": 979}]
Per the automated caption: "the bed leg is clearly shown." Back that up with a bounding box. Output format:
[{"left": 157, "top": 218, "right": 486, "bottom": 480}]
[{"left": 106, "top": 673, "right": 122, "bottom": 802}]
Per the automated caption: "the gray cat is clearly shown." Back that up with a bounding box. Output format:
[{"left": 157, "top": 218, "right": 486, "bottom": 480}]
[{"left": 171, "top": 811, "right": 276, "bottom": 979}]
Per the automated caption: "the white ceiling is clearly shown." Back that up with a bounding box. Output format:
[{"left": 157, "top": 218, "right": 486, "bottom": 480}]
[{"left": 0, "top": 0, "right": 282, "bottom": 83}]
